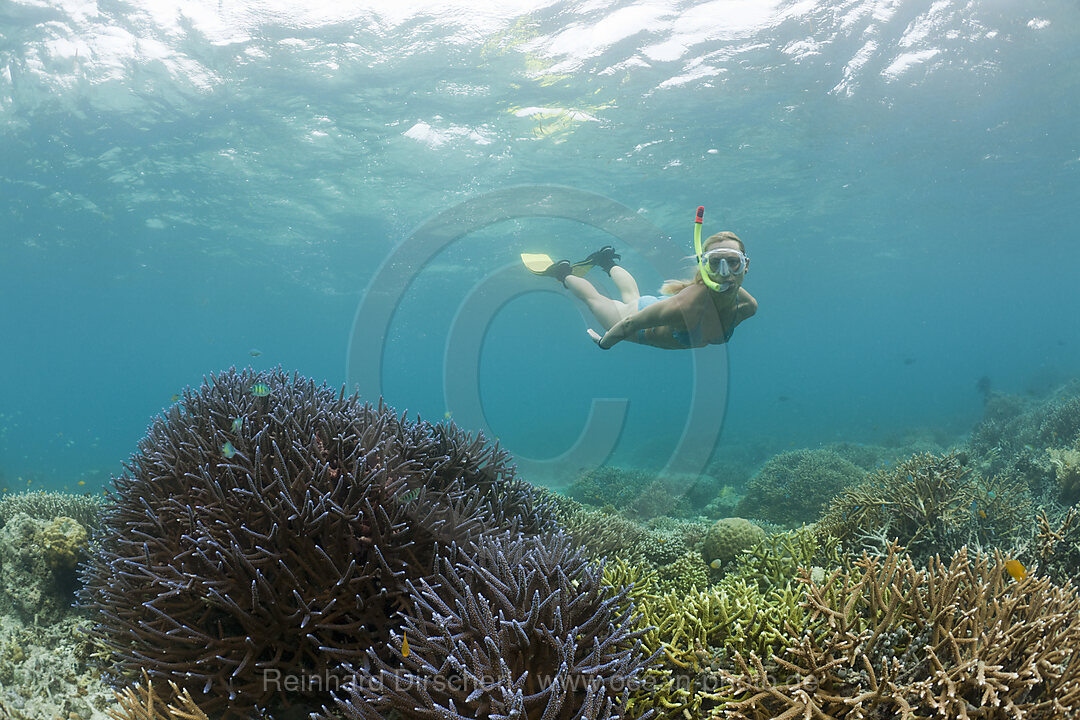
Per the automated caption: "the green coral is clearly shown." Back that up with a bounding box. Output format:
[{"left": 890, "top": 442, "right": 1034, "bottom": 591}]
[
  {"left": 624, "top": 573, "right": 806, "bottom": 719},
  {"left": 729, "top": 526, "right": 841, "bottom": 593},
  {"left": 735, "top": 449, "right": 864, "bottom": 526},
  {"left": 41, "top": 516, "right": 89, "bottom": 569},
  {"left": 656, "top": 551, "right": 710, "bottom": 594},
  {"left": 702, "top": 517, "right": 765, "bottom": 567}
]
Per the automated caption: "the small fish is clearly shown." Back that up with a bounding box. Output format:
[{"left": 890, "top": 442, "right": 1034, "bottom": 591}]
[
  {"left": 250, "top": 383, "right": 271, "bottom": 397},
  {"left": 979, "top": 509, "right": 987, "bottom": 519},
  {"left": 171, "top": 394, "right": 180, "bottom": 402},
  {"left": 222, "top": 441, "right": 237, "bottom": 458},
  {"left": 444, "top": 411, "right": 452, "bottom": 419},
  {"left": 249, "top": 348, "right": 262, "bottom": 357},
  {"left": 1004, "top": 559, "right": 1027, "bottom": 582},
  {"left": 709, "top": 559, "right": 722, "bottom": 570},
  {"left": 971, "top": 499, "right": 978, "bottom": 516},
  {"left": 231, "top": 417, "right": 244, "bottom": 433},
  {"left": 987, "top": 490, "right": 997, "bottom": 500},
  {"left": 401, "top": 630, "right": 410, "bottom": 658},
  {"left": 77, "top": 480, "right": 86, "bottom": 486}
]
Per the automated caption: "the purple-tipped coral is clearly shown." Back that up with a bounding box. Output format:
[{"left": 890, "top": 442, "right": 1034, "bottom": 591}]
[
  {"left": 331, "top": 531, "right": 656, "bottom": 720},
  {"left": 82, "top": 368, "right": 555, "bottom": 716}
]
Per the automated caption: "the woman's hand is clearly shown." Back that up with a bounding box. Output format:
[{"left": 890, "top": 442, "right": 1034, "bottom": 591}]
[{"left": 587, "top": 328, "right": 609, "bottom": 348}]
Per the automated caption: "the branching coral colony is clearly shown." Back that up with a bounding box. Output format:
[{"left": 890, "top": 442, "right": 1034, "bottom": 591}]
[
  {"left": 719, "top": 543, "right": 1080, "bottom": 720},
  {"left": 80, "top": 368, "right": 660, "bottom": 719}
]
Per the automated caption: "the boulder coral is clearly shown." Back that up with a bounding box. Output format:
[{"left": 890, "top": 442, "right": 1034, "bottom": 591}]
[
  {"left": 735, "top": 449, "right": 864, "bottom": 526},
  {"left": 702, "top": 518, "right": 765, "bottom": 567}
]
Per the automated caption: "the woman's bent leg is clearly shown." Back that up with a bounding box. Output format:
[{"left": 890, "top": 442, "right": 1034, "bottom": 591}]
[{"left": 565, "top": 276, "right": 628, "bottom": 329}]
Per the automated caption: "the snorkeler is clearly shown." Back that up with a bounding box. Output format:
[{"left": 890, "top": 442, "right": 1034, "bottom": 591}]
[{"left": 522, "top": 207, "right": 756, "bottom": 349}]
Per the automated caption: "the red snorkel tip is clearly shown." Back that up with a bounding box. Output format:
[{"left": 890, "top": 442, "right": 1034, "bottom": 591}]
[{"left": 695, "top": 206, "right": 704, "bottom": 224}]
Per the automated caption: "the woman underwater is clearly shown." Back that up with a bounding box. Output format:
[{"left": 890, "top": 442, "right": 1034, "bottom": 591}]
[{"left": 525, "top": 208, "right": 757, "bottom": 349}]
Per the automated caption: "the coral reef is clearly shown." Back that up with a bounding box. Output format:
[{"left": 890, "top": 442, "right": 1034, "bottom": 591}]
[
  {"left": 550, "top": 495, "right": 650, "bottom": 564},
  {"left": 41, "top": 516, "right": 89, "bottom": 570},
  {"left": 729, "top": 526, "right": 841, "bottom": 593},
  {"left": 734, "top": 449, "right": 864, "bottom": 526},
  {"left": 567, "top": 466, "right": 660, "bottom": 511},
  {"left": 702, "top": 485, "right": 743, "bottom": 520},
  {"left": 82, "top": 368, "right": 556, "bottom": 716},
  {"left": 655, "top": 550, "right": 710, "bottom": 594},
  {"left": 969, "top": 380, "right": 1080, "bottom": 497},
  {"left": 106, "top": 669, "right": 211, "bottom": 720},
  {"left": 1036, "top": 507, "right": 1080, "bottom": 587},
  {"left": 0, "top": 513, "right": 84, "bottom": 624},
  {"left": 1048, "top": 445, "right": 1080, "bottom": 505},
  {"left": 720, "top": 544, "right": 1080, "bottom": 719},
  {"left": 818, "top": 452, "right": 1032, "bottom": 564},
  {"left": 0, "top": 490, "right": 106, "bottom": 530},
  {"left": 622, "top": 569, "right": 805, "bottom": 719},
  {"left": 329, "top": 531, "right": 656, "bottom": 720},
  {"left": 566, "top": 468, "right": 710, "bottom": 520},
  {"left": 702, "top": 518, "right": 765, "bottom": 568},
  {"left": 0, "top": 611, "right": 113, "bottom": 719}
]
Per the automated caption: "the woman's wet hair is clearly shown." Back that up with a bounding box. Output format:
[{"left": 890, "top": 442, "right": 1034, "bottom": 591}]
[{"left": 661, "top": 231, "right": 744, "bottom": 295}]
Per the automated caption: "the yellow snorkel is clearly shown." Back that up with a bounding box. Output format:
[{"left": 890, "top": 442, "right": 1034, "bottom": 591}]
[{"left": 693, "top": 205, "right": 724, "bottom": 292}]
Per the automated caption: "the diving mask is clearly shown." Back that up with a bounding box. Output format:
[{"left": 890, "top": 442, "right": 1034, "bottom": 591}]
[{"left": 699, "top": 248, "right": 748, "bottom": 278}]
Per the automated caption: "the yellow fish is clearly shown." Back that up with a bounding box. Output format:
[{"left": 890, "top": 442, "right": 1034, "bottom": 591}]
[
  {"left": 401, "top": 630, "right": 409, "bottom": 658},
  {"left": 77, "top": 480, "right": 86, "bottom": 486},
  {"left": 171, "top": 394, "right": 180, "bottom": 402},
  {"left": 1004, "top": 559, "right": 1027, "bottom": 582},
  {"left": 250, "top": 383, "right": 271, "bottom": 397}
]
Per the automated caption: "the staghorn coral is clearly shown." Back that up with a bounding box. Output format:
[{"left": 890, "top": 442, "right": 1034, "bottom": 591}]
[
  {"left": 1037, "top": 507, "right": 1080, "bottom": 587},
  {"left": 969, "top": 381, "right": 1080, "bottom": 494},
  {"left": 656, "top": 550, "right": 710, "bottom": 595},
  {"left": 330, "top": 531, "right": 657, "bottom": 720},
  {"left": 0, "top": 489, "right": 107, "bottom": 529},
  {"left": 627, "top": 576, "right": 805, "bottom": 720},
  {"left": 817, "top": 452, "right": 1031, "bottom": 564},
  {"left": 720, "top": 544, "right": 1080, "bottom": 719},
  {"left": 728, "top": 526, "right": 841, "bottom": 593},
  {"left": 735, "top": 449, "right": 864, "bottom": 526},
  {"left": 82, "top": 368, "right": 554, "bottom": 716},
  {"left": 108, "top": 669, "right": 211, "bottom": 720},
  {"left": 553, "top": 496, "right": 650, "bottom": 564}
]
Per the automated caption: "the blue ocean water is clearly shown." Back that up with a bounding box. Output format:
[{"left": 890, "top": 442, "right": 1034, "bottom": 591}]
[{"left": 1, "top": 0, "right": 1077, "bottom": 491}]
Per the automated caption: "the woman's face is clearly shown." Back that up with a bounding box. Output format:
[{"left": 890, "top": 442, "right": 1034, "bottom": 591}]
[{"left": 702, "top": 239, "right": 748, "bottom": 289}]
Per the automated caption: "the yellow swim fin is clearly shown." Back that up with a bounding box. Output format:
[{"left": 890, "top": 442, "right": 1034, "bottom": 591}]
[
  {"left": 521, "top": 252, "right": 594, "bottom": 277},
  {"left": 521, "top": 253, "right": 556, "bottom": 275}
]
